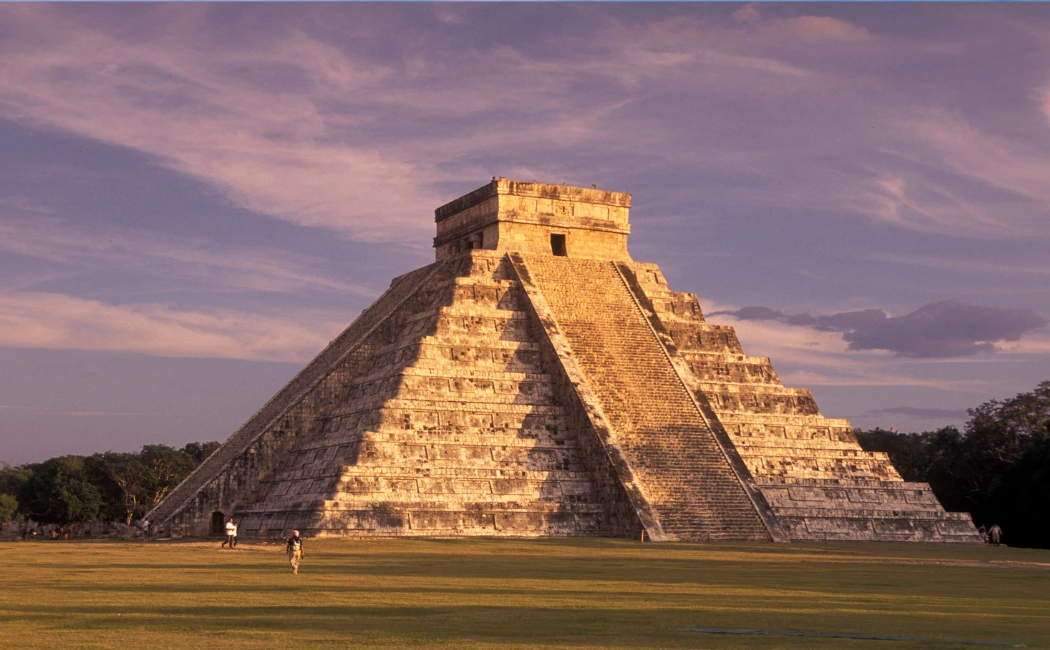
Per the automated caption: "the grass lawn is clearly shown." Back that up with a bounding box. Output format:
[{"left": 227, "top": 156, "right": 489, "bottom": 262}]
[{"left": 1, "top": 537, "right": 1047, "bottom": 649}]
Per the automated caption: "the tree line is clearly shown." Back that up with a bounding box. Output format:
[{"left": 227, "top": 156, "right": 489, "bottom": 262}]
[
  {"left": 0, "top": 442, "right": 219, "bottom": 527},
  {"left": 855, "top": 380, "right": 1050, "bottom": 549}
]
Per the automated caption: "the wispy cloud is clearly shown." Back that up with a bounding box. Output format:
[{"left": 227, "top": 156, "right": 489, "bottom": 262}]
[
  {"left": 0, "top": 5, "right": 442, "bottom": 241},
  {"left": 860, "top": 110, "right": 1050, "bottom": 238},
  {"left": 0, "top": 291, "right": 345, "bottom": 362},
  {"left": 0, "top": 404, "right": 197, "bottom": 417},
  {"left": 732, "top": 6, "right": 874, "bottom": 44},
  {"left": 0, "top": 4, "right": 891, "bottom": 244},
  {"left": 1038, "top": 85, "right": 1050, "bottom": 125},
  {"left": 0, "top": 3, "right": 1048, "bottom": 376},
  {"left": 873, "top": 251, "right": 1050, "bottom": 278},
  {"left": 0, "top": 213, "right": 379, "bottom": 297},
  {"left": 869, "top": 406, "right": 969, "bottom": 420}
]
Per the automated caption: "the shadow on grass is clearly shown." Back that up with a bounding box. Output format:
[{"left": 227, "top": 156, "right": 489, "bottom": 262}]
[{"left": 6, "top": 603, "right": 1032, "bottom": 650}]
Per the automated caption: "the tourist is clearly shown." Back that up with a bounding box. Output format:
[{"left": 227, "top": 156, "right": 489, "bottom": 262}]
[
  {"left": 221, "top": 518, "right": 237, "bottom": 548},
  {"left": 286, "top": 530, "right": 305, "bottom": 574},
  {"left": 989, "top": 524, "right": 1002, "bottom": 546}
]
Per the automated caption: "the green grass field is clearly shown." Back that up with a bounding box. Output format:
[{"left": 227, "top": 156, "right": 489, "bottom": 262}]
[{"left": 1, "top": 537, "right": 1047, "bottom": 649}]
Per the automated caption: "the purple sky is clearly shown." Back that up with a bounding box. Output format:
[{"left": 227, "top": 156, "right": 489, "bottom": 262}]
[{"left": 2, "top": 3, "right": 1049, "bottom": 465}]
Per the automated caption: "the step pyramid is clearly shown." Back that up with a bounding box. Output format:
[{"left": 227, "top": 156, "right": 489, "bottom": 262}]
[{"left": 148, "top": 179, "right": 982, "bottom": 543}]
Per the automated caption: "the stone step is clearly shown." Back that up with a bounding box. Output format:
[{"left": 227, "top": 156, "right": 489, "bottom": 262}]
[
  {"left": 336, "top": 466, "right": 596, "bottom": 480},
  {"left": 680, "top": 351, "right": 772, "bottom": 365},
  {"left": 296, "top": 431, "right": 583, "bottom": 451},
  {"left": 321, "top": 502, "right": 604, "bottom": 514},
  {"left": 732, "top": 438, "right": 868, "bottom": 450},
  {"left": 759, "top": 482, "right": 942, "bottom": 505},
  {"left": 736, "top": 446, "right": 893, "bottom": 460},
  {"left": 330, "top": 399, "right": 568, "bottom": 418},
  {"left": 398, "top": 366, "right": 546, "bottom": 381},
  {"left": 771, "top": 504, "right": 948, "bottom": 517},
  {"left": 371, "top": 336, "right": 540, "bottom": 359},
  {"left": 719, "top": 413, "right": 854, "bottom": 429},
  {"left": 263, "top": 462, "right": 599, "bottom": 487},
  {"left": 323, "top": 491, "right": 601, "bottom": 507},
  {"left": 323, "top": 411, "right": 569, "bottom": 436},
  {"left": 336, "top": 385, "right": 559, "bottom": 409},
  {"left": 352, "top": 443, "right": 587, "bottom": 465},
  {"left": 756, "top": 477, "right": 917, "bottom": 487},
  {"left": 696, "top": 383, "right": 814, "bottom": 397},
  {"left": 281, "top": 449, "right": 582, "bottom": 470},
  {"left": 706, "top": 391, "right": 821, "bottom": 416},
  {"left": 779, "top": 519, "right": 983, "bottom": 543},
  {"left": 748, "top": 468, "right": 901, "bottom": 481}
]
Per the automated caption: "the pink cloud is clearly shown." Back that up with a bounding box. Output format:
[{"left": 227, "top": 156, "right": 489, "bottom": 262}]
[
  {"left": 0, "top": 215, "right": 381, "bottom": 297},
  {"left": 770, "top": 16, "right": 874, "bottom": 45},
  {"left": 0, "top": 292, "right": 346, "bottom": 362}
]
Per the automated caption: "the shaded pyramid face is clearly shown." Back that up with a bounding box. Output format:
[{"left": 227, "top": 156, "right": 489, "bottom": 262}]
[{"left": 151, "top": 180, "right": 983, "bottom": 543}]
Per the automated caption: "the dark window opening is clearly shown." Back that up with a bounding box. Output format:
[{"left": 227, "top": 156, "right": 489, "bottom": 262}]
[
  {"left": 210, "top": 511, "right": 225, "bottom": 536},
  {"left": 551, "top": 233, "right": 567, "bottom": 256}
]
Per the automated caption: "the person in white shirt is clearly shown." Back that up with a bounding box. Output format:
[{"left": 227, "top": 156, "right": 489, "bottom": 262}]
[{"left": 221, "top": 518, "right": 237, "bottom": 548}]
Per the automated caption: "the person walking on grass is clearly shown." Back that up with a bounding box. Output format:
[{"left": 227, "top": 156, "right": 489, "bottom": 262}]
[
  {"left": 989, "top": 524, "right": 1002, "bottom": 546},
  {"left": 287, "top": 529, "right": 305, "bottom": 574},
  {"left": 221, "top": 518, "right": 237, "bottom": 548}
]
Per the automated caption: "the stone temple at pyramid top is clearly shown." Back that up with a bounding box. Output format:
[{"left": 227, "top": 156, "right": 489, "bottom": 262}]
[{"left": 434, "top": 178, "right": 633, "bottom": 261}]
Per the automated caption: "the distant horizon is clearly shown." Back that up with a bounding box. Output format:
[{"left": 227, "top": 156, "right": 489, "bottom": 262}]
[{"left": 1, "top": 3, "right": 1048, "bottom": 464}]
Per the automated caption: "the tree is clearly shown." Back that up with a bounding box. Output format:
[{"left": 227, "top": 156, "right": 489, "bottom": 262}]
[
  {"left": 21, "top": 456, "right": 102, "bottom": 526},
  {"left": 181, "top": 441, "right": 220, "bottom": 464},
  {"left": 85, "top": 452, "right": 151, "bottom": 525},
  {"left": 139, "top": 445, "right": 197, "bottom": 510},
  {"left": 984, "top": 437, "right": 1050, "bottom": 549},
  {"left": 4, "top": 441, "right": 218, "bottom": 528},
  {"left": 0, "top": 463, "right": 32, "bottom": 521},
  {"left": 0, "top": 493, "right": 18, "bottom": 522},
  {"left": 856, "top": 379, "right": 1050, "bottom": 548}
]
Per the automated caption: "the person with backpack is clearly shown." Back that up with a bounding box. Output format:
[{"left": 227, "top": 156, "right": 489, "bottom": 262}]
[{"left": 286, "top": 529, "right": 305, "bottom": 574}]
